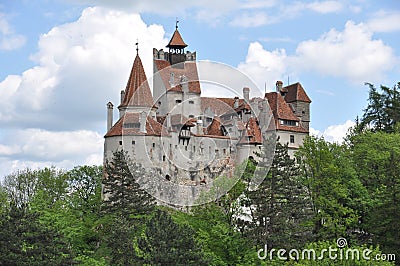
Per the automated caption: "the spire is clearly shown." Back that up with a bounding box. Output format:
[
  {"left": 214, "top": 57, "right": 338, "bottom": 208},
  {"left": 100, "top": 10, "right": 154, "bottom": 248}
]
[
  {"left": 167, "top": 21, "right": 187, "bottom": 48},
  {"left": 120, "top": 53, "right": 154, "bottom": 108}
]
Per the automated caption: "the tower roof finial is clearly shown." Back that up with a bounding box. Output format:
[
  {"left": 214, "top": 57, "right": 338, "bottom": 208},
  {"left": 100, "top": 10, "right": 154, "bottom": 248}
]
[
  {"left": 135, "top": 38, "right": 139, "bottom": 55},
  {"left": 175, "top": 17, "right": 179, "bottom": 29}
]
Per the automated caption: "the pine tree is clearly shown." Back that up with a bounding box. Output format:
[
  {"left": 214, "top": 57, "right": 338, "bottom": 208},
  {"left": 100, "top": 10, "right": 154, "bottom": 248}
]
[
  {"left": 138, "top": 209, "right": 208, "bottom": 266},
  {"left": 360, "top": 82, "right": 400, "bottom": 133},
  {"left": 102, "top": 150, "right": 155, "bottom": 218},
  {"left": 244, "top": 140, "right": 313, "bottom": 250}
]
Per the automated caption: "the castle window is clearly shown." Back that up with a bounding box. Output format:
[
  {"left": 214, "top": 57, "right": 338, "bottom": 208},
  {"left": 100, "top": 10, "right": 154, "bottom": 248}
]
[
  {"left": 189, "top": 100, "right": 194, "bottom": 104},
  {"left": 189, "top": 115, "right": 194, "bottom": 118},
  {"left": 158, "top": 101, "right": 161, "bottom": 105},
  {"left": 119, "top": 141, "right": 122, "bottom": 145},
  {"left": 282, "top": 120, "right": 297, "bottom": 126},
  {"left": 163, "top": 155, "right": 166, "bottom": 161},
  {"left": 290, "top": 135, "right": 295, "bottom": 143},
  {"left": 152, "top": 143, "right": 155, "bottom": 148},
  {"left": 176, "top": 99, "right": 182, "bottom": 103},
  {"left": 132, "top": 140, "right": 135, "bottom": 145}
]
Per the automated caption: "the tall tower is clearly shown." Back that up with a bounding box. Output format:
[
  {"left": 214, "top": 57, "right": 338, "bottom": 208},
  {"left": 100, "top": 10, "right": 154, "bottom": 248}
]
[{"left": 166, "top": 21, "right": 188, "bottom": 66}]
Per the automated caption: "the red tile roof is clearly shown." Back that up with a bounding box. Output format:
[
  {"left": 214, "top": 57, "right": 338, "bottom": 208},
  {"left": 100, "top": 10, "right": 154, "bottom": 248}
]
[
  {"left": 265, "top": 92, "right": 309, "bottom": 133},
  {"left": 206, "top": 117, "right": 225, "bottom": 136},
  {"left": 167, "top": 29, "right": 187, "bottom": 48},
  {"left": 265, "top": 92, "right": 300, "bottom": 121},
  {"left": 284, "top": 82, "right": 311, "bottom": 103},
  {"left": 105, "top": 113, "right": 169, "bottom": 137},
  {"left": 238, "top": 117, "right": 262, "bottom": 145},
  {"left": 170, "top": 114, "right": 196, "bottom": 127},
  {"left": 154, "top": 60, "right": 201, "bottom": 94},
  {"left": 120, "top": 54, "right": 154, "bottom": 108},
  {"left": 201, "top": 97, "right": 244, "bottom": 116}
]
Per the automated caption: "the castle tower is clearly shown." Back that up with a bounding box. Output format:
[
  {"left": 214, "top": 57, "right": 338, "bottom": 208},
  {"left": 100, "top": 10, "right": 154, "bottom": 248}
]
[
  {"left": 118, "top": 47, "right": 155, "bottom": 118},
  {"left": 166, "top": 21, "right": 188, "bottom": 66},
  {"left": 153, "top": 22, "right": 201, "bottom": 121}
]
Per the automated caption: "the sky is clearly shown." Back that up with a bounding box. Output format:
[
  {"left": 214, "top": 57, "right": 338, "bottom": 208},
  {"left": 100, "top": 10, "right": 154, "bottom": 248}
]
[{"left": 0, "top": 0, "right": 399, "bottom": 178}]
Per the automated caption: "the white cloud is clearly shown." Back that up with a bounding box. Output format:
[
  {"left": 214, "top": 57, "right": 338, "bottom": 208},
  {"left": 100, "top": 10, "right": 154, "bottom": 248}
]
[
  {"left": 238, "top": 42, "right": 289, "bottom": 90},
  {"left": 282, "top": 0, "right": 342, "bottom": 18},
  {"left": 230, "top": 12, "right": 273, "bottom": 27},
  {"left": 0, "top": 7, "right": 169, "bottom": 177},
  {"left": 0, "top": 13, "right": 26, "bottom": 51},
  {"left": 0, "top": 7, "right": 167, "bottom": 130},
  {"left": 238, "top": 21, "right": 398, "bottom": 87},
  {"left": 0, "top": 128, "right": 103, "bottom": 178},
  {"left": 295, "top": 21, "right": 397, "bottom": 83},
  {"left": 367, "top": 11, "right": 400, "bottom": 32},
  {"left": 306, "top": 1, "right": 342, "bottom": 14},
  {"left": 310, "top": 120, "right": 355, "bottom": 143}
]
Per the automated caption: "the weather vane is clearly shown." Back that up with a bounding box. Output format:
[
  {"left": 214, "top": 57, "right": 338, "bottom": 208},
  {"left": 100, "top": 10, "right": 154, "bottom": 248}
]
[
  {"left": 135, "top": 38, "right": 139, "bottom": 54},
  {"left": 175, "top": 17, "right": 179, "bottom": 29}
]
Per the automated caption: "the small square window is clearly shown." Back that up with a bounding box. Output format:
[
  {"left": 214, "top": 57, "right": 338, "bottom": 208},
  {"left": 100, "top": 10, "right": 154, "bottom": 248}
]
[
  {"left": 119, "top": 141, "right": 122, "bottom": 145},
  {"left": 189, "top": 115, "right": 194, "bottom": 118},
  {"left": 290, "top": 135, "right": 295, "bottom": 143},
  {"left": 189, "top": 100, "right": 194, "bottom": 104},
  {"left": 176, "top": 99, "right": 182, "bottom": 103},
  {"left": 132, "top": 140, "right": 135, "bottom": 145}
]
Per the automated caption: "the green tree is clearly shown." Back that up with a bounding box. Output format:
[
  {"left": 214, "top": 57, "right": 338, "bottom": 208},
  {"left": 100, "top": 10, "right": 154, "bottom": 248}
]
[
  {"left": 138, "top": 209, "right": 208, "bottom": 265},
  {"left": 296, "top": 136, "right": 367, "bottom": 241},
  {"left": 102, "top": 150, "right": 155, "bottom": 218},
  {"left": 350, "top": 131, "right": 400, "bottom": 255},
  {"left": 244, "top": 141, "right": 313, "bottom": 249},
  {"left": 359, "top": 82, "right": 400, "bottom": 133},
  {"left": 100, "top": 150, "right": 156, "bottom": 265},
  {"left": 0, "top": 204, "right": 72, "bottom": 265}
]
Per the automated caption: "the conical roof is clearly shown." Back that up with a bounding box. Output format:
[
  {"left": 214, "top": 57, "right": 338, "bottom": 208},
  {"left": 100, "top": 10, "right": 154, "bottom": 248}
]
[
  {"left": 120, "top": 53, "right": 154, "bottom": 108},
  {"left": 166, "top": 29, "right": 187, "bottom": 48}
]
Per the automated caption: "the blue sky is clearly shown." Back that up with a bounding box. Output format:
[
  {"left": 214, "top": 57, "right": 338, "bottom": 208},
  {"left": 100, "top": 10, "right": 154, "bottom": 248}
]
[{"left": 0, "top": 0, "right": 399, "bottom": 178}]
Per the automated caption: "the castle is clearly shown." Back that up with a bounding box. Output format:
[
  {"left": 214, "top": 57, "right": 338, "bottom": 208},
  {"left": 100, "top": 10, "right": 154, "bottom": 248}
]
[{"left": 103, "top": 24, "right": 311, "bottom": 199}]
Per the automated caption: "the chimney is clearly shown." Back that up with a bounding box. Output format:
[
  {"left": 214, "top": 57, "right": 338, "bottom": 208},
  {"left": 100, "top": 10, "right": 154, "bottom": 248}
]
[
  {"left": 169, "top": 72, "right": 174, "bottom": 87},
  {"left": 120, "top": 90, "right": 125, "bottom": 105},
  {"left": 197, "top": 117, "right": 203, "bottom": 135},
  {"left": 276, "top": 81, "right": 283, "bottom": 92},
  {"left": 139, "top": 111, "right": 147, "bottom": 133},
  {"left": 243, "top": 87, "right": 250, "bottom": 103},
  {"left": 107, "top": 102, "right": 114, "bottom": 132},
  {"left": 234, "top": 96, "right": 239, "bottom": 108}
]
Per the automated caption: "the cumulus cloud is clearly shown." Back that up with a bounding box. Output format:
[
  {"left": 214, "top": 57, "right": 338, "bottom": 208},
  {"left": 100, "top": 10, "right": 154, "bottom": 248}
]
[
  {"left": 0, "top": 13, "right": 26, "bottom": 51},
  {"left": 367, "top": 11, "right": 400, "bottom": 32},
  {"left": 0, "top": 7, "right": 167, "bottom": 130},
  {"left": 310, "top": 120, "right": 355, "bottom": 143},
  {"left": 0, "top": 128, "right": 103, "bottom": 178},
  {"left": 295, "top": 21, "right": 397, "bottom": 83},
  {"left": 238, "top": 42, "right": 289, "bottom": 90},
  {"left": 230, "top": 12, "right": 272, "bottom": 27},
  {"left": 238, "top": 21, "right": 397, "bottom": 87},
  {"left": 0, "top": 7, "right": 170, "bottom": 177}
]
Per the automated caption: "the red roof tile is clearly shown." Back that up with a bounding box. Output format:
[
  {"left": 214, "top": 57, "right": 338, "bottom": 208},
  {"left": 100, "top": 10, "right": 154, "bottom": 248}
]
[
  {"left": 265, "top": 92, "right": 309, "bottom": 133},
  {"left": 170, "top": 114, "right": 196, "bottom": 127},
  {"left": 201, "top": 97, "right": 244, "bottom": 116},
  {"left": 238, "top": 117, "right": 262, "bottom": 145},
  {"left": 265, "top": 92, "right": 300, "bottom": 121},
  {"left": 206, "top": 117, "right": 225, "bottom": 136},
  {"left": 284, "top": 82, "right": 311, "bottom": 103},
  {"left": 105, "top": 113, "right": 169, "bottom": 137},
  {"left": 154, "top": 60, "right": 201, "bottom": 94},
  {"left": 167, "top": 29, "right": 187, "bottom": 48},
  {"left": 120, "top": 54, "right": 154, "bottom": 108}
]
